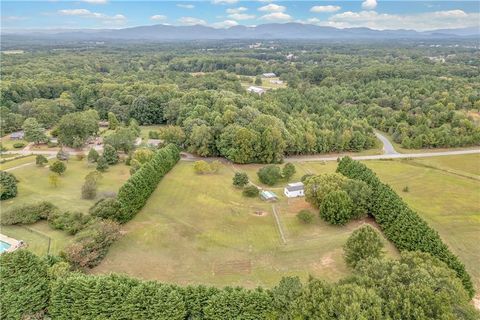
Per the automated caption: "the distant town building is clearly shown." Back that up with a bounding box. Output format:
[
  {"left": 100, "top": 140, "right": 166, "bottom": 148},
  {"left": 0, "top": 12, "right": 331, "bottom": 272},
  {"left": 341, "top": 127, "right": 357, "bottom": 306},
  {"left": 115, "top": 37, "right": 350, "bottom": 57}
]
[
  {"left": 270, "top": 79, "right": 283, "bottom": 85},
  {"left": 262, "top": 73, "right": 276, "bottom": 78},
  {"left": 9, "top": 131, "right": 24, "bottom": 140},
  {"left": 247, "top": 86, "right": 266, "bottom": 95},
  {"left": 260, "top": 190, "right": 278, "bottom": 202},
  {"left": 284, "top": 182, "right": 305, "bottom": 198}
]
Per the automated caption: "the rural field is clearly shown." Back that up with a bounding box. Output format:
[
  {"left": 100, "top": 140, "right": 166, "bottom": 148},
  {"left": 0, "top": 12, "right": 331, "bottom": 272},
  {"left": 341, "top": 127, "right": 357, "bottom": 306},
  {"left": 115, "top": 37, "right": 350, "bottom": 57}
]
[
  {"left": 1, "top": 158, "right": 131, "bottom": 255},
  {"left": 93, "top": 154, "right": 480, "bottom": 289}
]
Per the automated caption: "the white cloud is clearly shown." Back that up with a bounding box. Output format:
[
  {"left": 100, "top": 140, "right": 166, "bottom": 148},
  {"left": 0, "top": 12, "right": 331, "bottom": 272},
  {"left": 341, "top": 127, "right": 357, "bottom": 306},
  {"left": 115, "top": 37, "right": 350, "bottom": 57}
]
[
  {"left": 258, "top": 4, "right": 286, "bottom": 12},
  {"left": 226, "top": 7, "right": 247, "bottom": 14},
  {"left": 316, "top": 9, "right": 479, "bottom": 31},
  {"left": 258, "top": 0, "right": 274, "bottom": 2},
  {"left": 211, "top": 19, "right": 239, "bottom": 28},
  {"left": 150, "top": 15, "right": 167, "bottom": 21},
  {"left": 177, "top": 4, "right": 194, "bottom": 9},
  {"left": 260, "top": 12, "right": 292, "bottom": 22},
  {"left": 212, "top": 0, "right": 238, "bottom": 4},
  {"left": 310, "top": 5, "right": 341, "bottom": 13},
  {"left": 228, "top": 13, "right": 256, "bottom": 20},
  {"left": 57, "top": 8, "right": 126, "bottom": 25},
  {"left": 361, "top": 0, "right": 377, "bottom": 10},
  {"left": 178, "top": 16, "right": 207, "bottom": 26},
  {"left": 80, "top": 0, "right": 108, "bottom": 4}
]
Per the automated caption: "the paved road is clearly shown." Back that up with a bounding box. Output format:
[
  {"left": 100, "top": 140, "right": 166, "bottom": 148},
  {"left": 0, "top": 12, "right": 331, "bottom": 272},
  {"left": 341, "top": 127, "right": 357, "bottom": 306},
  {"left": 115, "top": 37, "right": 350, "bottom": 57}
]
[
  {"left": 375, "top": 131, "right": 399, "bottom": 155},
  {"left": 2, "top": 133, "right": 479, "bottom": 165}
]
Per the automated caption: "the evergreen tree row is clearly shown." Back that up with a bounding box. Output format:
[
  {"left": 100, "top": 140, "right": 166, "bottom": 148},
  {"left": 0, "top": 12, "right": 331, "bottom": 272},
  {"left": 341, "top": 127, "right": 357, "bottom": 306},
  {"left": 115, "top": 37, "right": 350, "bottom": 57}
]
[
  {"left": 336, "top": 156, "right": 475, "bottom": 297},
  {"left": 116, "top": 144, "right": 180, "bottom": 222}
]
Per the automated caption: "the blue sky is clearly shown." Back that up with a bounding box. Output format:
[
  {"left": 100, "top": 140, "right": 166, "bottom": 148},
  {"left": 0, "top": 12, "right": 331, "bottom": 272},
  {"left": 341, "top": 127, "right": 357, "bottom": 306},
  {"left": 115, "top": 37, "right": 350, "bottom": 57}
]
[{"left": 1, "top": 1, "right": 479, "bottom": 31}]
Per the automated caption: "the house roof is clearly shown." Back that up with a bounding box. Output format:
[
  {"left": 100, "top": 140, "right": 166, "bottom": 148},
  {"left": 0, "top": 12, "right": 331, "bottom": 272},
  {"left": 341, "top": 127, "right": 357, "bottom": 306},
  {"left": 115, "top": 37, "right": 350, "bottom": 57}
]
[{"left": 285, "top": 182, "right": 304, "bottom": 192}]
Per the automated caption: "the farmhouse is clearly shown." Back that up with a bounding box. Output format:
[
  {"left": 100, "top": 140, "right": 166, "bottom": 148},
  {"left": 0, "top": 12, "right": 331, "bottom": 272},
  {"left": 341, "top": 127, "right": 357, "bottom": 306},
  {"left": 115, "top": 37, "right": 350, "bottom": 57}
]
[
  {"left": 284, "top": 182, "right": 304, "bottom": 198},
  {"left": 9, "top": 131, "right": 24, "bottom": 140},
  {"left": 247, "top": 86, "right": 266, "bottom": 95},
  {"left": 262, "top": 72, "right": 276, "bottom": 78}
]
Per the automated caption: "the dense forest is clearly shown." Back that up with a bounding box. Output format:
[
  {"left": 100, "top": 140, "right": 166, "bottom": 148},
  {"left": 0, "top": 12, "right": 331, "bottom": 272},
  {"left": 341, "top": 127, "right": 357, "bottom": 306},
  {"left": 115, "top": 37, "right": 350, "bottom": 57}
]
[{"left": 1, "top": 40, "right": 479, "bottom": 162}]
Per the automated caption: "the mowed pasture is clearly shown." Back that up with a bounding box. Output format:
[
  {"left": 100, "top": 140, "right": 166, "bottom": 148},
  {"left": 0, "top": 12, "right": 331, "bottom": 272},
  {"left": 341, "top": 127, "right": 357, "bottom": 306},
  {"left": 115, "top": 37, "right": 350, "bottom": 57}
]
[
  {"left": 93, "top": 161, "right": 397, "bottom": 288},
  {"left": 1, "top": 159, "right": 131, "bottom": 255}
]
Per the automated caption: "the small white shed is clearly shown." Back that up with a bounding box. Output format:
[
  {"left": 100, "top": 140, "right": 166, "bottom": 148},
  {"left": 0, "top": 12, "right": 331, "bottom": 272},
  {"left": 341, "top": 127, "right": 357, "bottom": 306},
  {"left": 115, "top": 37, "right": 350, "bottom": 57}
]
[{"left": 284, "top": 182, "right": 304, "bottom": 198}]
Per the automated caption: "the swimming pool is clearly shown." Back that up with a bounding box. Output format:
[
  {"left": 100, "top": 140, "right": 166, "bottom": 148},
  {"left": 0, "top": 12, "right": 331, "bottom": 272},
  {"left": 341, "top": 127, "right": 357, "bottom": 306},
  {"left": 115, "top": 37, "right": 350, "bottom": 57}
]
[{"left": 0, "top": 240, "right": 11, "bottom": 253}]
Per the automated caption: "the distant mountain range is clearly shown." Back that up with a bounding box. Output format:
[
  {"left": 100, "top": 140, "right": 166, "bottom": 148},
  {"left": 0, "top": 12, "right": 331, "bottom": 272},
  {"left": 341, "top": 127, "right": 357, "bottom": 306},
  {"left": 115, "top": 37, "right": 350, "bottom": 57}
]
[{"left": 2, "top": 23, "right": 479, "bottom": 41}]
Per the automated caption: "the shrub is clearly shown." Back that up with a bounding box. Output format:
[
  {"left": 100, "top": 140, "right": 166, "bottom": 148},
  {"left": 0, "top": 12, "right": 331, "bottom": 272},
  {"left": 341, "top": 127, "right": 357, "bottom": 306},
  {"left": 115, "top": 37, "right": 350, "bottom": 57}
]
[
  {"left": 50, "top": 160, "right": 66, "bottom": 175},
  {"left": 0, "top": 171, "right": 17, "bottom": 200},
  {"left": 297, "top": 210, "right": 314, "bottom": 224},
  {"left": 56, "top": 149, "right": 69, "bottom": 161},
  {"left": 148, "top": 130, "right": 160, "bottom": 139},
  {"left": 232, "top": 172, "right": 249, "bottom": 188},
  {"left": 89, "top": 197, "right": 125, "bottom": 222},
  {"left": 87, "top": 148, "right": 99, "bottom": 163},
  {"left": 193, "top": 160, "right": 210, "bottom": 174},
  {"left": 103, "top": 144, "right": 119, "bottom": 165},
  {"left": 344, "top": 225, "right": 384, "bottom": 268},
  {"left": 301, "top": 174, "right": 314, "bottom": 182},
  {"left": 62, "top": 219, "right": 121, "bottom": 269},
  {"left": 0, "top": 201, "right": 57, "bottom": 225},
  {"left": 0, "top": 250, "right": 49, "bottom": 320},
  {"left": 12, "top": 142, "right": 26, "bottom": 149},
  {"left": 402, "top": 186, "right": 409, "bottom": 192},
  {"left": 81, "top": 172, "right": 99, "bottom": 200},
  {"left": 35, "top": 155, "right": 48, "bottom": 167},
  {"left": 96, "top": 156, "right": 108, "bottom": 172},
  {"left": 49, "top": 211, "right": 92, "bottom": 235},
  {"left": 242, "top": 185, "right": 259, "bottom": 197},
  {"left": 257, "top": 165, "right": 282, "bottom": 186},
  {"left": 319, "top": 190, "right": 353, "bottom": 225},
  {"left": 282, "top": 163, "right": 296, "bottom": 180},
  {"left": 49, "top": 173, "right": 60, "bottom": 187}
]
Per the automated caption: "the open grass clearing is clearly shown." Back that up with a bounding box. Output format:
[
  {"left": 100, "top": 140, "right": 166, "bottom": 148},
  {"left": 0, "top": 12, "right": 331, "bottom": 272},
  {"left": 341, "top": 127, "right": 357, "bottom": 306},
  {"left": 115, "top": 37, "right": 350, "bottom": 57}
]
[
  {"left": 0, "top": 135, "right": 27, "bottom": 151},
  {"left": 93, "top": 161, "right": 396, "bottom": 288},
  {"left": 1, "top": 159, "right": 131, "bottom": 255},
  {"left": 0, "top": 155, "right": 37, "bottom": 170}
]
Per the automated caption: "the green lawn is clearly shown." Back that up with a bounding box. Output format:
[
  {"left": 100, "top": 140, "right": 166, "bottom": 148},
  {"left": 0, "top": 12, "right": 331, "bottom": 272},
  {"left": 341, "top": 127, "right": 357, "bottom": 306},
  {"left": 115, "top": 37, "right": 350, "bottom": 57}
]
[
  {"left": 93, "top": 161, "right": 396, "bottom": 288},
  {"left": 1, "top": 159, "right": 131, "bottom": 255},
  {"left": 0, "top": 155, "right": 37, "bottom": 170},
  {"left": 0, "top": 135, "right": 27, "bottom": 151}
]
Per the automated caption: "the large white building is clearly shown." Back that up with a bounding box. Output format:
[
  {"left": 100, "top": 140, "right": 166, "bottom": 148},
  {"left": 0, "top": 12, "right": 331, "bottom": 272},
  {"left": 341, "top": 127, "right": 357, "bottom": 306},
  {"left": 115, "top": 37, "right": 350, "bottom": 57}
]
[{"left": 284, "top": 182, "right": 305, "bottom": 198}]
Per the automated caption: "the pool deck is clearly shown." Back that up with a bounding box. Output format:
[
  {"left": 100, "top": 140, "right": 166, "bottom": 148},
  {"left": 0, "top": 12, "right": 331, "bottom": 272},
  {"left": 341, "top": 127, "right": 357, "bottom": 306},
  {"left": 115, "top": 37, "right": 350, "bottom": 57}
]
[{"left": 0, "top": 233, "right": 22, "bottom": 253}]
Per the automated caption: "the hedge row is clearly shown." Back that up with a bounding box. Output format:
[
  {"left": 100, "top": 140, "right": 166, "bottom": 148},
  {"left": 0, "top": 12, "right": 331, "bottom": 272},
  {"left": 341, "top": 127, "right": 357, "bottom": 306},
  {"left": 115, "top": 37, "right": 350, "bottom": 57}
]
[
  {"left": 336, "top": 156, "right": 474, "bottom": 297},
  {"left": 116, "top": 144, "right": 180, "bottom": 223},
  {"left": 49, "top": 274, "right": 273, "bottom": 320}
]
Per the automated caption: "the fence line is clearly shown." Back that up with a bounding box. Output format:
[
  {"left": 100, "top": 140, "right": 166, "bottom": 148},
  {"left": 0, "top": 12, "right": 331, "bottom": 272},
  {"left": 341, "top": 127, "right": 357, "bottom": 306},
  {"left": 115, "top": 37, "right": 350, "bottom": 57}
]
[{"left": 271, "top": 204, "right": 287, "bottom": 245}]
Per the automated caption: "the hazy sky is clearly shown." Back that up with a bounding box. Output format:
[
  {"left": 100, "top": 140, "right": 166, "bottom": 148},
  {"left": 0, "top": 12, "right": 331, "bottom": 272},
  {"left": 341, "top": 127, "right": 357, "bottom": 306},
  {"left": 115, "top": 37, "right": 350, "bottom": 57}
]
[{"left": 1, "top": 1, "right": 479, "bottom": 31}]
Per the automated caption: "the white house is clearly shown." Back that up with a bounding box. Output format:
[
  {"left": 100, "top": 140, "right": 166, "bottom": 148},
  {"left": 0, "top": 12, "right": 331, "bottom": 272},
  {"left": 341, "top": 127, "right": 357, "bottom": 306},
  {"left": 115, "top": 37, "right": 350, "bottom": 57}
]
[
  {"left": 284, "top": 182, "right": 304, "bottom": 198},
  {"left": 262, "top": 72, "right": 276, "bottom": 78},
  {"left": 247, "top": 86, "right": 266, "bottom": 95}
]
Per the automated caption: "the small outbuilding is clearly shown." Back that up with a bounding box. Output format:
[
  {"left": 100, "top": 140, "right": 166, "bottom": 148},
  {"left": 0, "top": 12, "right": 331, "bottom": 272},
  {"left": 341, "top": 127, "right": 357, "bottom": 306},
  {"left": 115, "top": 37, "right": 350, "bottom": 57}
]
[
  {"left": 9, "top": 131, "right": 24, "bottom": 140},
  {"left": 284, "top": 182, "right": 305, "bottom": 198},
  {"left": 247, "top": 86, "right": 266, "bottom": 95},
  {"left": 260, "top": 190, "right": 278, "bottom": 202},
  {"left": 262, "top": 73, "right": 276, "bottom": 78}
]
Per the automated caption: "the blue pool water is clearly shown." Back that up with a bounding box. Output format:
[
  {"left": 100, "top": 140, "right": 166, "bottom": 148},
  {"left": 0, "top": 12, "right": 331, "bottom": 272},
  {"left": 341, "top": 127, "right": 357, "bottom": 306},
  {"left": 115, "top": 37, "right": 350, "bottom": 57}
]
[{"left": 0, "top": 240, "right": 11, "bottom": 253}]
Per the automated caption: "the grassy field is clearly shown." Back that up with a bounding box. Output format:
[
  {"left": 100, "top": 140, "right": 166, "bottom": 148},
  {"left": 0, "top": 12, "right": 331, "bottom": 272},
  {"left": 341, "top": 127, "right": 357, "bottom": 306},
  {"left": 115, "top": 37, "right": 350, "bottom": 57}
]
[
  {"left": 93, "top": 161, "right": 396, "bottom": 288},
  {"left": 1, "top": 159, "right": 131, "bottom": 255},
  {"left": 0, "top": 155, "right": 37, "bottom": 170}
]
